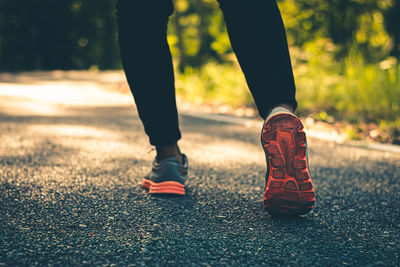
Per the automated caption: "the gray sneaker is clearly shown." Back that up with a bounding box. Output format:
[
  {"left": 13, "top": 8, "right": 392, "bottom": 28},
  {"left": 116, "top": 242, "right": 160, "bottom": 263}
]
[{"left": 142, "top": 154, "right": 188, "bottom": 195}]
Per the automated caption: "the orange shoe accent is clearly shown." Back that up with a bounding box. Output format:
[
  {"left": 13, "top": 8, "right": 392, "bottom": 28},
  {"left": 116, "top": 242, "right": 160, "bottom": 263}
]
[
  {"left": 142, "top": 179, "right": 186, "bottom": 195},
  {"left": 262, "top": 113, "right": 315, "bottom": 215}
]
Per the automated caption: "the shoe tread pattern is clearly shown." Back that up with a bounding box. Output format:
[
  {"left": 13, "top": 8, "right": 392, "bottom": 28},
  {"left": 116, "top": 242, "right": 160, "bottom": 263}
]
[{"left": 262, "top": 113, "right": 315, "bottom": 216}]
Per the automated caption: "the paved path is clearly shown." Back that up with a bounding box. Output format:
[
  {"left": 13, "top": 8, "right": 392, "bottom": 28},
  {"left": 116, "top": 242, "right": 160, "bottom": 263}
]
[{"left": 0, "top": 77, "right": 399, "bottom": 266}]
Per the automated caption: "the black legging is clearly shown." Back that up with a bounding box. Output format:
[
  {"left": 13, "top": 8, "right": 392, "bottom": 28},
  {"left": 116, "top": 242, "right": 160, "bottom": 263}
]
[{"left": 116, "top": 0, "right": 297, "bottom": 146}]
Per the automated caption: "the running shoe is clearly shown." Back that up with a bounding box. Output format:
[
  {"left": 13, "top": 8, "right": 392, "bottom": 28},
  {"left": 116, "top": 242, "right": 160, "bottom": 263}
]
[
  {"left": 261, "top": 111, "right": 315, "bottom": 215},
  {"left": 142, "top": 154, "right": 188, "bottom": 195}
]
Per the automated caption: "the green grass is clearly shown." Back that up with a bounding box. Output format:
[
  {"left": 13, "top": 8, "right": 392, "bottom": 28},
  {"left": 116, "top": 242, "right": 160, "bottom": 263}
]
[
  {"left": 175, "top": 62, "right": 253, "bottom": 108},
  {"left": 174, "top": 51, "right": 400, "bottom": 144}
]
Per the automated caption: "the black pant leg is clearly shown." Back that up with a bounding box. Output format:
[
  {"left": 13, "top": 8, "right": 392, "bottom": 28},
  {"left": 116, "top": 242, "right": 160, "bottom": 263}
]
[
  {"left": 217, "top": 0, "right": 298, "bottom": 119},
  {"left": 116, "top": 0, "right": 181, "bottom": 146}
]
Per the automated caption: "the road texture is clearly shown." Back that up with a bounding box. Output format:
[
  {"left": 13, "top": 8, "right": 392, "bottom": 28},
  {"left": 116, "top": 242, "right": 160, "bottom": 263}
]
[{"left": 1, "top": 74, "right": 400, "bottom": 266}]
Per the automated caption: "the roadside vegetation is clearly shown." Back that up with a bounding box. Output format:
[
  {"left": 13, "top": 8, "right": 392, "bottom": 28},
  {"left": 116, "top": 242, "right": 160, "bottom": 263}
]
[
  {"left": 169, "top": 0, "right": 400, "bottom": 144},
  {"left": 175, "top": 46, "right": 400, "bottom": 144}
]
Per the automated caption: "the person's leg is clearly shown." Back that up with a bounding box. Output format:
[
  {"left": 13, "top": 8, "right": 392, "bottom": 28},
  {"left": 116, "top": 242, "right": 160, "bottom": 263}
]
[
  {"left": 217, "top": 0, "right": 297, "bottom": 119},
  {"left": 217, "top": 0, "right": 315, "bottom": 215},
  {"left": 116, "top": 0, "right": 182, "bottom": 162}
]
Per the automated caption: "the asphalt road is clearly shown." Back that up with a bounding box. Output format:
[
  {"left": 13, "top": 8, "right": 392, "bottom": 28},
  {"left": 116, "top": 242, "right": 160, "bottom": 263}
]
[{"left": 1, "top": 86, "right": 400, "bottom": 266}]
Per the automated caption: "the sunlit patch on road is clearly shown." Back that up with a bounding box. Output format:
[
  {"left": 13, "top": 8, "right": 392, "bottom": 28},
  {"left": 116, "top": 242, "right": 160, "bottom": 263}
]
[{"left": 0, "top": 71, "right": 131, "bottom": 116}]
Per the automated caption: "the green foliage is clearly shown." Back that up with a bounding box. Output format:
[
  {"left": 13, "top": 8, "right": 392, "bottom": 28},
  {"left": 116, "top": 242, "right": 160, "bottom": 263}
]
[
  {"left": 280, "top": 30, "right": 400, "bottom": 130},
  {"left": 278, "top": 0, "right": 395, "bottom": 62},
  {"left": 0, "top": 0, "right": 399, "bottom": 70},
  {"left": 175, "top": 49, "right": 400, "bottom": 143},
  {"left": 167, "top": 0, "right": 229, "bottom": 70},
  {"left": 175, "top": 61, "right": 253, "bottom": 107}
]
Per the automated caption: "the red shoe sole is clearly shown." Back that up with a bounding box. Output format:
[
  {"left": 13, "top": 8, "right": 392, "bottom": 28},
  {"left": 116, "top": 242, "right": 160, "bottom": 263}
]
[
  {"left": 142, "top": 179, "right": 186, "bottom": 195},
  {"left": 262, "top": 113, "right": 315, "bottom": 215}
]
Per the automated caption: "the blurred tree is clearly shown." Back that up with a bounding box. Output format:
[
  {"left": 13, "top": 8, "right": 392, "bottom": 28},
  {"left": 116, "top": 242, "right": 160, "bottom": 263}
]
[
  {"left": 0, "top": 0, "right": 120, "bottom": 71},
  {"left": 195, "top": 0, "right": 221, "bottom": 67},
  {"left": 172, "top": 0, "right": 187, "bottom": 73},
  {"left": 384, "top": 0, "right": 400, "bottom": 57},
  {"left": 278, "top": 0, "right": 391, "bottom": 62},
  {"left": 169, "top": 0, "right": 223, "bottom": 72}
]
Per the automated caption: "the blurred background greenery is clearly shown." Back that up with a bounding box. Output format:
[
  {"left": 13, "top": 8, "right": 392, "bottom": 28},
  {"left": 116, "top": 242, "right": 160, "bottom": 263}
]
[{"left": 0, "top": 0, "right": 399, "bottom": 143}]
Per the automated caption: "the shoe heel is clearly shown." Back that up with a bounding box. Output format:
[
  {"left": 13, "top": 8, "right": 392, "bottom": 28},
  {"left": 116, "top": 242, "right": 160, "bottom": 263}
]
[
  {"left": 262, "top": 113, "right": 315, "bottom": 216},
  {"left": 143, "top": 179, "right": 186, "bottom": 195}
]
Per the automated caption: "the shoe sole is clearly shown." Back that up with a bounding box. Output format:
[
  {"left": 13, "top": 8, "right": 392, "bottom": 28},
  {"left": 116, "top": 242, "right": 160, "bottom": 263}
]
[
  {"left": 142, "top": 179, "right": 186, "bottom": 195},
  {"left": 262, "top": 113, "right": 315, "bottom": 216}
]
